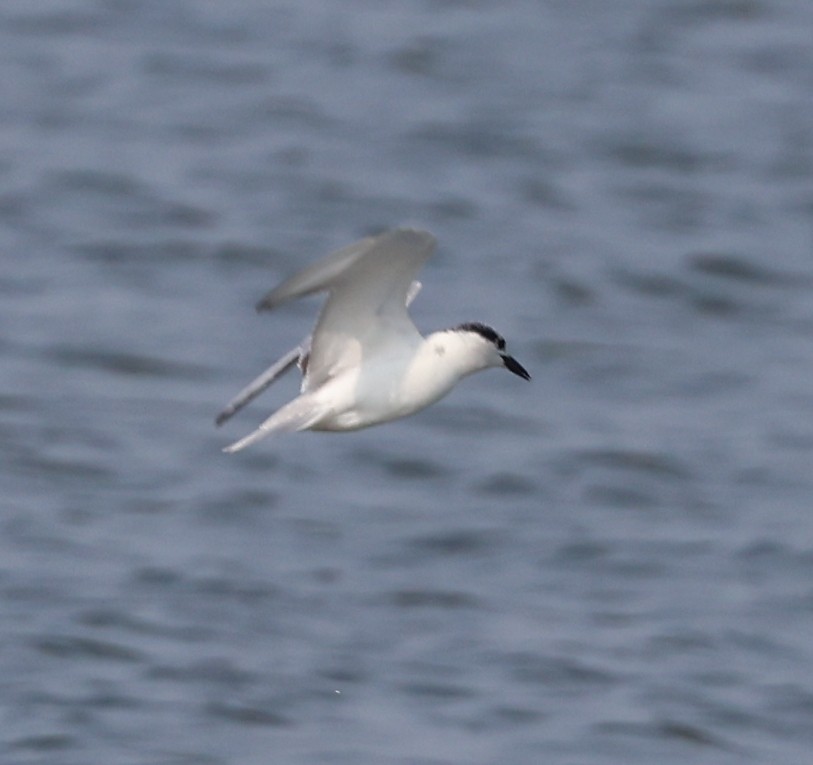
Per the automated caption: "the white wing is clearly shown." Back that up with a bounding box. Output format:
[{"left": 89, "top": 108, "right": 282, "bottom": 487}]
[
  {"left": 255, "top": 228, "right": 436, "bottom": 390},
  {"left": 215, "top": 278, "right": 423, "bottom": 427}
]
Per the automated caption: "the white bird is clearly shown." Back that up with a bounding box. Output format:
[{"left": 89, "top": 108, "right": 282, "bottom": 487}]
[{"left": 217, "top": 228, "right": 530, "bottom": 453}]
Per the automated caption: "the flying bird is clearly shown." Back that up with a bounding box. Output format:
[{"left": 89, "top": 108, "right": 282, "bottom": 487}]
[{"left": 217, "top": 228, "right": 530, "bottom": 452}]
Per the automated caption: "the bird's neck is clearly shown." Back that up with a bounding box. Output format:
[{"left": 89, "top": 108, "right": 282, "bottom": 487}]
[{"left": 387, "top": 331, "right": 479, "bottom": 415}]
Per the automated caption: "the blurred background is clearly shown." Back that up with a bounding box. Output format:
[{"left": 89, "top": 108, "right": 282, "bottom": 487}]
[{"left": 2, "top": 1, "right": 813, "bottom": 763}]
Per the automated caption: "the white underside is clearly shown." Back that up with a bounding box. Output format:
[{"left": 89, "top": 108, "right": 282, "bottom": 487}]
[
  {"left": 222, "top": 333, "right": 475, "bottom": 452},
  {"left": 218, "top": 228, "right": 506, "bottom": 453}
]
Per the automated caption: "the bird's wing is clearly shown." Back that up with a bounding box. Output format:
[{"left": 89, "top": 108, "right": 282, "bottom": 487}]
[
  {"left": 215, "top": 267, "right": 424, "bottom": 427},
  {"left": 222, "top": 390, "right": 331, "bottom": 453},
  {"left": 256, "top": 228, "right": 436, "bottom": 389},
  {"left": 215, "top": 344, "right": 302, "bottom": 426}
]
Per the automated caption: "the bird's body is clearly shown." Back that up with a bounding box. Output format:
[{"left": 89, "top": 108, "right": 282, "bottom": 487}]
[{"left": 218, "top": 228, "right": 529, "bottom": 452}]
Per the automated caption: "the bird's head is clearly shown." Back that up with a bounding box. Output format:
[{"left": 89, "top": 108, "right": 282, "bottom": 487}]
[{"left": 443, "top": 322, "right": 531, "bottom": 381}]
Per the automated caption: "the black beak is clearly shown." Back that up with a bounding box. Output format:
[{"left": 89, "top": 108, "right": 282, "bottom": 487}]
[{"left": 501, "top": 354, "right": 531, "bottom": 381}]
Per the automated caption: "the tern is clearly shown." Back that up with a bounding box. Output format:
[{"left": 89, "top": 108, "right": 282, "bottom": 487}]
[{"left": 217, "top": 228, "right": 530, "bottom": 452}]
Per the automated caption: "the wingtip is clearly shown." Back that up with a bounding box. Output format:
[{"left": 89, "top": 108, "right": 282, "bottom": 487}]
[
  {"left": 215, "top": 406, "right": 236, "bottom": 427},
  {"left": 221, "top": 429, "right": 267, "bottom": 454},
  {"left": 255, "top": 287, "right": 283, "bottom": 312},
  {"left": 391, "top": 227, "right": 436, "bottom": 249},
  {"left": 222, "top": 438, "right": 248, "bottom": 454}
]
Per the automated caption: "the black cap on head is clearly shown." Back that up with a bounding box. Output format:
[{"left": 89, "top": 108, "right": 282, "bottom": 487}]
[
  {"left": 454, "top": 322, "right": 506, "bottom": 350},
  {"left": 454, "top": 322, "right": 530, "bottom": 381}
]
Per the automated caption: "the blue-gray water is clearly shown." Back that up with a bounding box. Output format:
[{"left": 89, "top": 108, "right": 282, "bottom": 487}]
[{"left": 2, "top": 2, "right": 813, "bottom": 764}]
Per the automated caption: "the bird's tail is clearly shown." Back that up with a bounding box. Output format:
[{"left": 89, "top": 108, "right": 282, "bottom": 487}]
[{"left": 222, "top": 394, "right": 329, "bottom": 453}]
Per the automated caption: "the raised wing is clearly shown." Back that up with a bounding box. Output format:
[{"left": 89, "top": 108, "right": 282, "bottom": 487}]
[{"left": 256, "top": 228, "right": 436, "bottom": 389}]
